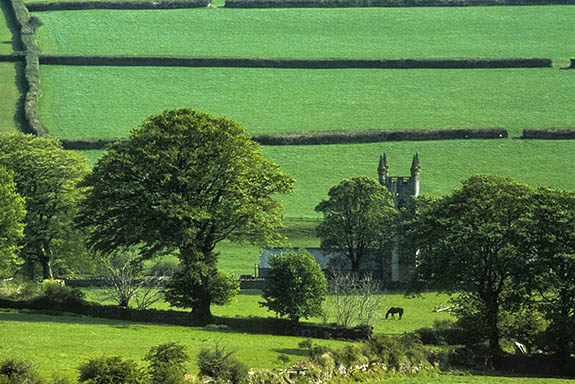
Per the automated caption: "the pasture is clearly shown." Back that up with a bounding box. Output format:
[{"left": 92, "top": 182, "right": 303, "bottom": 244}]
[
  {"left": 38, "top": 66, "right": 575, "bottom": 139},
  {"left": 33, "top": 7, "right": 575, "bottom": 63},
  {"left": 0, "top": 62, "right": 24, "bottom": 133},
  {"left": 78, "top": 139, "right": 575, "bottom": 222},
  {"left": 0, "top": 309, "right": 350, "bottom": 378}
]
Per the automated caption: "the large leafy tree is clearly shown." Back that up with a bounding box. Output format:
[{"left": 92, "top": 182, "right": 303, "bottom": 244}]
[
  {"left": 315, "top": 176, "right": 397, "bottom": 273},
  {"left": 261, "top": 249, "right": 327, "bottom": 323},
  {"left": 0, "top": 134, "right": 89, "bottom": 280},
  {"left": 0, "top": 167, "right": 26, "bottom": 278},
  {"left": 527, "top": 187, "right": 575, "bottom": 357},
  {"left": 409, "top": 175, "right": 532, "bottom": 360},
  {"left": 78, "top": 109, "right": 294, "bottom": 320}
]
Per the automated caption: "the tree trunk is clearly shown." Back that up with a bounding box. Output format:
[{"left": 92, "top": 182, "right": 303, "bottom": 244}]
[
  {"left": 485, "top": 293, "right": 502, "bottom": 366},
  {"left": 191, "top": 296, "right": 213, "bottom": 322},
  {"left": 41, "top": 259, "right": 53, "bottom": 280}
]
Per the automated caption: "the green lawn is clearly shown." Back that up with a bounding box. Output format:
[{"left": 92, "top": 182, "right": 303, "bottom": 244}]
[
  {"left": 0, "top": 62, "right": 24, "bottom": 133},
  {"left": 0, "top": 0, "right": 19, "bottom": 55},
  {"left": 38, "top": 66, "right": 575, "bottom": 139},
  {"left": 77, "top": 139, "right": 575, "bottom": 221},
  {"left": 263, "top": 140, "right": 575, "bottom": 218},
  {"left": 33, "top": 7, "right": 574, "bottom": 64},
  {"left": 0, "top": 309, "right": 349, "bottom": 379}
]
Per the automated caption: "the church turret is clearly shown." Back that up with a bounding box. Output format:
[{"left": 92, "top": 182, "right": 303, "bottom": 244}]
[
  {"left": 410, "top": 153, "right": 420, "bottom": 196},
  {"left": 378, "top": 153, "right": 389, "bottom": 185}
]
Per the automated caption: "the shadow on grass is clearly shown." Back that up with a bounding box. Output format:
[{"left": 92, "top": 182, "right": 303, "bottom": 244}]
[
  {"left": 271, "top": 348, "right": 308, "bottom": 358},
  {"left": 0, "top": 0, "right": 23, "bottom": 52},
  {"left": 0, "top": 308, "right": 172, "bottom": 330}
]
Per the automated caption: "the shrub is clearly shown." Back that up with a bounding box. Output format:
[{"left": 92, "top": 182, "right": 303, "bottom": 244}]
[
  {"left": 78, "top": 356, "right": 146, "bottom": 384},
  {"left": 197, "top": 345, "right": 248, "bottom": 384},
  {"left": 0, "top": 359, "right": 44, "bottom": 384},
  {"left": 260, "top": 249, "right": 327, "bottom": 323},
  {"left": 414, "top": 320, "right": 466, "bottom": 346},
  {"left": 0, "top": 279, "right": 41, "bottom": 300},
  {"left": 144, "top": 343, "right": 189, "bottom": 384},
  {"left": 365, "top": 334, "right": 432, "bottom": 374},
  {"left": 34, "top": 280, "right": 86, "bottom": 307}
]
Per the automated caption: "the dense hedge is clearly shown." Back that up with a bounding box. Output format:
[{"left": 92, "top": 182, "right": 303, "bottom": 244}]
[
  {"left": 254, "top": 128, "right": 508, "bottom": 145},
  {"left": 0, "top": 298, "right": 372, "bottom": 340},
  {"left": 0, "top": 54, "right": 23, "bottom": 62},
  {"left": 8, "top": 0, "right": 48, "bottom": 136},
  {"left": 26, "top": 0, "right": 209, "bottom": 11},
  {"left": 39, "top": 55, "right": 552, "bottom": 69},
  {"left": 522, "top": 128, "right": 575, "bottom": 140},
  {"left": 61, "top": 128, "right": 507, "bottom": 150},
  {"left": 225, "top": 0, "right": 575, "bottom": 8}
]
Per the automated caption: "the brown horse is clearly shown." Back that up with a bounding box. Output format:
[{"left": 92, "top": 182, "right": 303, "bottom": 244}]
[{"left": 385, "top": 307, "right": 404, "bottom": 319}]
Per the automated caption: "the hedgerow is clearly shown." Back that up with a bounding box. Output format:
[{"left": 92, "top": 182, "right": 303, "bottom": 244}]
[{"left": 225, "top": 0, "right": 575, "bottom": 8}]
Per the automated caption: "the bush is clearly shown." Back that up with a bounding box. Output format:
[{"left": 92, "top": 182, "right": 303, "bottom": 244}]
[
  {"left": 32, "top": 280, "right": 86, "bottom": 308},
  {"left": 414, "top": 320, "right": 467, "bottom": 346},
  {"left": 261, "top": 249, "right": 327, "bottom": 323},
  {"left": 144, "top": 343, "right": 189, "bottom": 384},
  {"left": 197, "top": 345, "right": 248, "bottom": 384},
  {"left": 0, "top": 279, "right": 41, "bottom": 300},
  {"left": 78, "top": 356, "right": 146, "bottom": 384},
  {"left": 0, "top": 359, "right": 44, "bottom": 384},
  {"left": 365, "top": 333, "right": 432, "bottom": 374}
]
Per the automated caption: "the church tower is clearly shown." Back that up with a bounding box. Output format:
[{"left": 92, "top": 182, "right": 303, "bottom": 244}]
[{"left": 377, "top": 153, "right": 420, "bottom": 283}]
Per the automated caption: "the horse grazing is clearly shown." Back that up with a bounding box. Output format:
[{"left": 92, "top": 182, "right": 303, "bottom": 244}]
[{"left": 385, "top": 307, "right": 404, "bottom": 320}]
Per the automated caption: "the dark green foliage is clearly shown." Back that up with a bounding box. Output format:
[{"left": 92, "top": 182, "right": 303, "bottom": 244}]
[
  {"left": 37, "top": 280, "right": 86, "bottom": 306},
  {"left": 78, "top": 357, "right": 146, "bottom": 384},
  {"left": 316, "top": 176, "right": 397, "bottom": 273},
  {"left": 38, "top": 55, "right": 551, "bottom": 70},
  {"left": 365, "top": 333, "right": 430, "bottom": 373},
  {"left": 225, "top": 0, "right": 575, "bottom": 8},
  {"left": 7, "top": 0, "right": 47, "bottom": 136},
  {"left": 78, "top": 109, "right": 293, "bottom": 319},
  {"left": 0, "top": 167, "right": 25, "bottom": 279},
  {"left": 60, "top": 128, "right": 509, "bottom": 151},
  {"left": 197, "top": 345, "right": 248, "bottom": 384},
  {"left": 0, "top": 359, "right": 43, "bottom": 384},
  {"left": 0, "top": 134, "right": 90, "bottom": 280},
  {"left": 410, "top": 175, "right": 533, "bottom": 360},
  {"left": 163, "top": 263, "right": 239, "bottom": 310},
  {"left": 522, "top": 128, "right": 575, "bottom": 140},
  {"left": 144, "top": 343, "right": 189, "bottom": 384},
  {"left": 261, "top": 249, "right": 327, "bottom": 323},
  {"left": 414, "top": 320, "right": 467, "bottom": 346},
  {"left": 26, "top": 0, "right": 209, "bottom": 11}
]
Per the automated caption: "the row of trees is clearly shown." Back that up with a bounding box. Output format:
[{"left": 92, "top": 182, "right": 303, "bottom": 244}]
[{"left": 0, "top": 109, "right": 294, "bottom": 321}]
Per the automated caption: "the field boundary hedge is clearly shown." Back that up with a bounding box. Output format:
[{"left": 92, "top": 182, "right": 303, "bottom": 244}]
[
  {"left": 61, "top": 128, "right": 508, "bottom": 150},
  {"left": 26, "top": 0, "right": 209, "bottom": 11},
  {"left": 225, "top": 0, "right": 575, "bottom": 7},
  {"left": 39, "top": 55, "right": 552, "bottom": 69},
  {"left": 7, "top": 0, "right": 48, "bottom": 136},
  {"left": 0, "top": 54, "right": 25, "bottom": 62},
  {"left": 0, "top": 298, "right": 372, "bottom": 340},
  {"left": 521, "top": 128, "right": 575, "bottom": 140}
]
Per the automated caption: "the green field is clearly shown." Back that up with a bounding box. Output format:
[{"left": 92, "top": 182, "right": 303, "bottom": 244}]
[
  {"left": 0, "top": 309, "right": 350, "bottom": 378},
  {"left": 82, "top": 289, "right": 454, "bottom": 334},
  {"left": 0, "top": 62, "right": 24, "bottom": 133},
  {"left": 77, "top": 139, "right": 575, "bottom": 221},
  {"left": 33, "top": 7, "right": 574, "bottom": 63},
  {"left": 38, "top": 66, "right": 575, "bottom": 139}
]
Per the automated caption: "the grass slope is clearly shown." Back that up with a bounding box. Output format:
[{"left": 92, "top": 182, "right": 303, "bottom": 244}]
[
  {"left": 76, "top": 139, "right": 575, "bottom": 222},
  {"left": 0, "top": 62, "right": 24, "bottom": 133},
  {"left": 33, "top": 7, "right": 574, "bottom": 63},
  {"left": 38, "top": 66, "right": 575, "bottom": 138},
  {"left": 0, "top": 309, "right": 349, "bottom": 379},
  {"left": 263, "top": 140, "right": 575, "bottom": 218}
]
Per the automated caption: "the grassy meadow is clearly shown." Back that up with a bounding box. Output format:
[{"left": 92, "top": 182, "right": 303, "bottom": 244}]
[
  {"left": 38, "top": 65, "right": 575, "bottom": 139},
  {"left": 0, "top": 62, "right": 24, "bottom": 133},
  {"left": 78, "top": 139, "right": 575, "bottom": 222},
  {"left": 0, "top": 309, "right": 350, "bottom": 378},
  {"left": 33, "top": 7, "right": 574, "bottom": 63}
]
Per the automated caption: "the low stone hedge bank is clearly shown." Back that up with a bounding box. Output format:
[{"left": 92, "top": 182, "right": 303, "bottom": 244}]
[
  {"left": 225, "top": 0, "right": 575, "bottom": 8},
  {"left": 521, "top": 128, "right": 575, "bottom": 140},
  {"left": 39, "top": 55, "right": 553, "bottom": 69},
  {"left": 26, "top": 0, "right": 209, "bottom": 11},
  {"left": 0, "top": 297, "right": 372, "bottom": 340}
]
